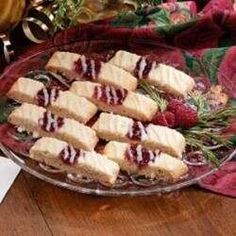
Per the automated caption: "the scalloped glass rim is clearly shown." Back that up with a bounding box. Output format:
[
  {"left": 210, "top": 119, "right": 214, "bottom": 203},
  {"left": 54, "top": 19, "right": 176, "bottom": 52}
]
[{"left": 0, "top": 38, "right": 235, "bottom": 196}]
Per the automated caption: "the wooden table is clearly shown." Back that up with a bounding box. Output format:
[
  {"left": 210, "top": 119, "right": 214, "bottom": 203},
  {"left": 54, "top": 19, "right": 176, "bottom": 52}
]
[{"left": 1, "top": 172, "right": 235, "bottom": 236}]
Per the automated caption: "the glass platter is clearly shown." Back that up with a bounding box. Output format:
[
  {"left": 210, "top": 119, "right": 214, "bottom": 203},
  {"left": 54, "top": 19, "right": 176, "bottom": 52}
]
[{"left": 0, "top": 36, "right": 235, "bottom": 196}]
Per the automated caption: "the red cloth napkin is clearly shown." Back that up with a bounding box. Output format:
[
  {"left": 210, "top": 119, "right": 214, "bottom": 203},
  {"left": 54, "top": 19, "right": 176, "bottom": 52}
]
[{"left": 199, "top": 161, "right": 236, "bottom": 198}]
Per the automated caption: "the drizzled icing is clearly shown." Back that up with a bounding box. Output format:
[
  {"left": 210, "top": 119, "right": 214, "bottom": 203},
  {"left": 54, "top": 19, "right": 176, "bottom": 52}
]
[
  {"left": 75, "top": 55, "right": 102, "bottom": 80},
  {"left": 125, "top": 144, "right": 161, "bottom": 168},
  {"left": 133, "top": 57, "right": 156, "bottom": 79},
  {"left": 127, "top": 121, "right": 148, "bottom": 141},
  {"left": 36, "top": 88, "right": 59, "bottom": 107},
  {"left": 38, "top": 111, "right": 64, "bottom": 132},
  {"left": 93, "top": 85, "right": 128, "bottom": 105},
  {"left": 60, "top": 145, "right": 82, "bottom": 165}
]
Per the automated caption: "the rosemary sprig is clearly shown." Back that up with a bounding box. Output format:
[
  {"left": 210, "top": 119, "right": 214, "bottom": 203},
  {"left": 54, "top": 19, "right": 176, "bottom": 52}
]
[
  {"left": 53, "top": 0, "right": 84, "bottom": 31},
  {"left": 183, "top": 134, "right": 221, "bottom": 166},
  {"left": 183, "top": 127, "right": 231, "bottom": 147},
  {"left": 199, "top": 106, "right": 236, "bottom": 128},
  {"left": 205, "top": 107, "right": 236, "bottom": 122},
  {"left": 139, "top": 80, "right": 167, "bottom": 111},
  {"left": 188, "top": 91, "right": 209, "bottom": 119},
  {"left": 182, "top": 126, "right": 233, "bottom": 166}
]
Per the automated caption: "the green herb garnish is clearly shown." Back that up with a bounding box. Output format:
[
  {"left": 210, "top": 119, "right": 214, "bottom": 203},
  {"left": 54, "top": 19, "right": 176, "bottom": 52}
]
[
  {"left": 188, "top": 91, "right": 209, "bottom": 119},
  {"left": 139, "top": 80, "right": 167, "bottom": 111},
  {"left": 199, "top": 106, "right": 236, "bottom": 128},
  {"left": 182, "top": 127, "right": 232, "bottom": 167},
  {"left": 53, "top": 0, "right": 84, "bottom": 31}
]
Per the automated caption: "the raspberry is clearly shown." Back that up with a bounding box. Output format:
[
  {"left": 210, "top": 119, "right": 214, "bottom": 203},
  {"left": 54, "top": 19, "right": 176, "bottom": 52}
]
[
  {"left": 167, "top": 99, "right": 184, "bottom": 114},
  {"left": 152, "top": 111, "right": 176, "bottom": 128},
  {"left": 167, "top": 99, "right": 198, "bottom": 128},
  {"left": 175, "top": 104, "right": 198, "bottom": 128}
]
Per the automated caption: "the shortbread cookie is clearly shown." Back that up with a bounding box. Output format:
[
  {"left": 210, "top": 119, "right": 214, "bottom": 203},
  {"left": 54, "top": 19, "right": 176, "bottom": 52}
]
[
  {"left": 46, "top": 51, "right": 81, "bottom": 80},
  {"left": 7, "top": 77, "right": 97, "bottom": 123},
  {"left": 45, "top": 51, "right": 137, "bottom": 91},
  {"left": 92, "top": 113, "right": 185, "bottom": 157},
  {"left": 30, "top": 137, "right": 120, "bottom": 186},
  {"left": 7, "top": 77, "right": 45, "bottom": 104},
  {"left": 109, "top": 50, "right": 195, "bottom": 97},
  {"left": 70, "top": 81, "right": 158, "bottom": 122},
  {"left": 8, "top": 103, "right": 98, "bottom": 151},
  {"left": 104, "top": 141, "right": 188, "bottom": 182}
]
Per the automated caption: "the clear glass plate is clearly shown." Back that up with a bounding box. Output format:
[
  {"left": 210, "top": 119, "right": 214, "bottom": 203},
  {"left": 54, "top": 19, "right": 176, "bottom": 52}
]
[{"left": 0, "top": 37, "right": 235, "bottom": 196}]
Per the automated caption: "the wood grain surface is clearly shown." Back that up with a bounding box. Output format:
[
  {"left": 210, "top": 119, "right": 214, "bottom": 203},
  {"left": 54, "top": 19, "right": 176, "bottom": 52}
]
[{"left": 0, "top": 172, "right": 235, "bottom": 236}]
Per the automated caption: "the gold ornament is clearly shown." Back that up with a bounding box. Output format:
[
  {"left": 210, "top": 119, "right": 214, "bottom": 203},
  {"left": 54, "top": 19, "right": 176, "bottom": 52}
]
[
  {"left": 22, "top": 4, "right": 55, "bottom": 43},
  {"left": 0, "top": 33, "right": 14, "bottom": 65},
  {"left": 0, "top": 0, "right": 26, "bottom": 32}
]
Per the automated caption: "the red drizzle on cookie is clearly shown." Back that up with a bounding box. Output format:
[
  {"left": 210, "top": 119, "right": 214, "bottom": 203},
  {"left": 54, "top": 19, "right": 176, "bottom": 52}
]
[
  {"left": 127, "top": 121, "right": 148, "bottom": 141},
  {"left": 38, "top": 111, "right": 64, "bottom": 132},
  {"left": 93, "top": 85, "right": 128, "bottom": 105},
  {"left": 133, "top": 57, "right": 155, "bottom": 79},
  {"left": 75, "top": 55, "right": 102, "bottom": 80},
  {"left": 60, "top": 145, "right": 81, "bottom": 165},
  {"left": 36, "top": 88, "right": 59, "bottom": 107},
  {"left": 125, "top": 144, "right": 161, "bottom": 168}
]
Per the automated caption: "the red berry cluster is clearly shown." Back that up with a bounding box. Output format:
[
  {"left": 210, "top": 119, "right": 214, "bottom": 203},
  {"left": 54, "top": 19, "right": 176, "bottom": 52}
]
[{"left": 152, "top": 99, "right": 198, "bottom": 129}]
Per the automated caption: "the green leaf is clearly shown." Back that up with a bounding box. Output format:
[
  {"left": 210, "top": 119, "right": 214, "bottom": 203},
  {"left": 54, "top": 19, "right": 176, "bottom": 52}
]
[
  {"left": 184, "top": 52, "right": 203, "bottom": 76},
  {"left": 168, "top": 18, "right": 196, "bottom": 33},
  {"left": 147, "top": 9, "right": 170, "bottom": 27},
  {"left": 202, "top": 48, "right": 228, "bottom": 84},
  {"left": 111, "top": 11, "right": 144, "bottom": 28},
  {"left": 147, "top": 8, "right": 172, "bottom": 36},
  {"left": 156, "top": 17, "right": 197, "bottom": 36}
]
